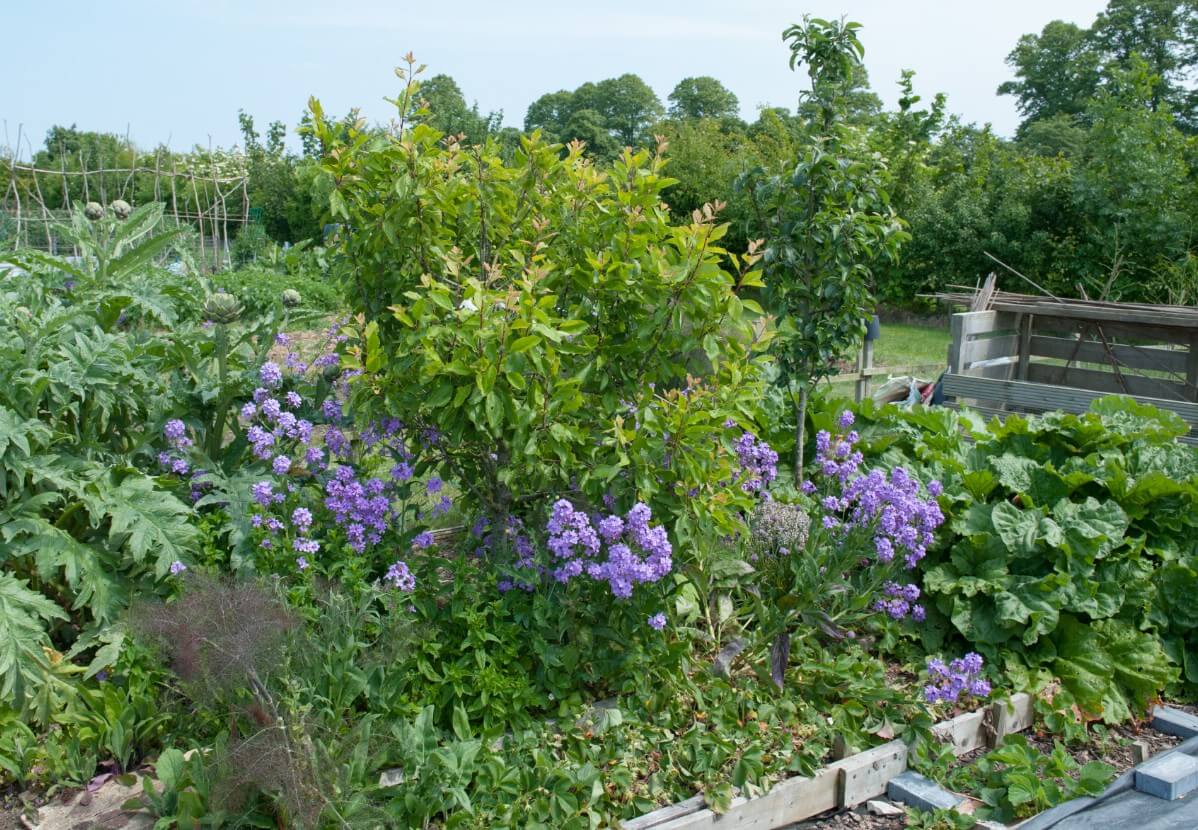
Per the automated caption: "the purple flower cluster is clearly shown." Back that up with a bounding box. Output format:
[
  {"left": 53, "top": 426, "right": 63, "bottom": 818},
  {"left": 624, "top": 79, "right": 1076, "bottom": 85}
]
[
  {"left": 873, "top": 581, "right": 925, "bottom": 621},
  {"left": 545, "top": 500, "right": 672, "bottom": 598},
  {"left": 734, "top": 431, "right": 778, "bottom": 494},
  {"left": 805, "top": 418, "right": 943, "bottom": 570},
  {"left": 323, "top": 466, "right": 391, "bottom": 553},
  {"left": 924, "top": 653, "right": 990, "bottom": 705},
  {"left": 156, "top": 420, "right": 196, "bottom": 476},
  {"left": 384, "top": 560, "right": 416, "bottom": 592}
]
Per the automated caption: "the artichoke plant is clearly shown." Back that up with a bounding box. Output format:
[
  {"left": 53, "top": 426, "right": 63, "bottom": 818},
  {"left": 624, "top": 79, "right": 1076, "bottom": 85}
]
[
  {"left": 110, "top": 199, "right": 132, "bottom": 220},
  {"left": 84, "top": 202, "right": 105, "bottom": 221},
  {"left": 203, "top": 292, "right": 243, "bottom": 325},
  {"left": 281, "top": 288, "right": 302, "bottom": 308}
]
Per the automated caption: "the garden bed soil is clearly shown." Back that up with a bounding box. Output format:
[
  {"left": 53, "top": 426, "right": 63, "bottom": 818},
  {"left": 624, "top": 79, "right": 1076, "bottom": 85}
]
[{"left": 786, "top": 804, "right": 905, "bottom": 828}]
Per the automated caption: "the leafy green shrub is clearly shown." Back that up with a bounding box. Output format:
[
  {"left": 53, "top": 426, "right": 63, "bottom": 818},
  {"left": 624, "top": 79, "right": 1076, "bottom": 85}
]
[{"left": 311, "top": 84, "right": 770, "bottom": 567}]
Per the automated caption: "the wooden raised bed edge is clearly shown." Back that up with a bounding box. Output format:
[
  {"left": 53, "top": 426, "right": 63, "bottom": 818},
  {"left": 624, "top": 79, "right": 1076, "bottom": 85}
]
[{"left": 622, "top": 693, "right": 1034, "bottom": 830}]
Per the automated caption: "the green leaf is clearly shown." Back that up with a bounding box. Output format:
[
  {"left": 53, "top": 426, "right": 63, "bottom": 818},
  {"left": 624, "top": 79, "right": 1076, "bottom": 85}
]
[
  {"left": 155, "top": 747, "right": 187, "bottom": 791},
  {"left": 0, "top": 574, "right": 66, "bottom": 710},
  {"left": 1052, "top": 498, "right": 1128, "bottom": 560},
  {"left": 509, "top": 335, "right": 540, "bottom": 354},
  {"left": 100, "top": 475, "right": 198, "bottom": 573},
  {"left": 991, "top": 502, "right": 1042, "bottom": 557}
]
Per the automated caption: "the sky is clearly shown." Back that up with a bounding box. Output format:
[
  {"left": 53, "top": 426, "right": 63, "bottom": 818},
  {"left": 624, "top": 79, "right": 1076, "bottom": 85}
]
[{"left": 3, "top": 0, "right": 1110, "bottom": 156}]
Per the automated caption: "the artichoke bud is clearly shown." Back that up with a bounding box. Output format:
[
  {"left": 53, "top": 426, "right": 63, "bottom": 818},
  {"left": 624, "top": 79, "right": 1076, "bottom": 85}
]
[
  {"left": 84, "top": 202, "right": 104, "bottom": 221},
  {"left": 281, "top": 288, "right": 302, "bottom": 308},
  {"left": 110, "top": 199, "right": 132, "bottom": 220},
  {"left": 204, "top": 292, "right": 243, "bottom": 324}
]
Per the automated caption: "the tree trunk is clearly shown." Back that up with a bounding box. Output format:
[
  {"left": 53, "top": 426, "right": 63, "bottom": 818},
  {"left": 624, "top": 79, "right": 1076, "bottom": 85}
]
[{"left": 793, "top": 384, "right": 809, "bottom": 484}]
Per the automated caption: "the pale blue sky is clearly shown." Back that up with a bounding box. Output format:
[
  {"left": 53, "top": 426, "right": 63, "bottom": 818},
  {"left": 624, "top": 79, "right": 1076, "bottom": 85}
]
[{"left": 3, "top": 0, "right": 1108, "bottom": 155}]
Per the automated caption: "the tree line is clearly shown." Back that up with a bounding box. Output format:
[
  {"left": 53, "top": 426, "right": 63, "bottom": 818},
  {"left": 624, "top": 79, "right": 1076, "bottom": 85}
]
[{"left": 7, "top": 0, "right": 1198, "bottom": 305}]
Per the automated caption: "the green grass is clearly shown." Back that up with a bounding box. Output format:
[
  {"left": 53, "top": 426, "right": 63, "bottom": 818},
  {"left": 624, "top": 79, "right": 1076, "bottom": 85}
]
[{"left": 870, "top": 322, "right": 950, "bottom": 369}]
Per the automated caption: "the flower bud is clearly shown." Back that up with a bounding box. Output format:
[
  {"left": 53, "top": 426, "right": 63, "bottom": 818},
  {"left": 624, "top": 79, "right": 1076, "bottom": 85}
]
[
  {"left": 84, "top": 202, "right": 104, "bottom": 221},
  {"left": 203, "top": 292, "right": 243, "bottom": 324},
  {"left": 110, "top": 199, "right": 132, "bottom": 220},
  {"left": 281, "top": 288, "right": 302, "bottom": 308}
]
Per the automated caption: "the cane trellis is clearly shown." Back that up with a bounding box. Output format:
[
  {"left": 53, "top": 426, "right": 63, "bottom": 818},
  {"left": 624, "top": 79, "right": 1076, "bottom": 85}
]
[{"left": 1, "top": 125, "right": 251, "bottom": 271}]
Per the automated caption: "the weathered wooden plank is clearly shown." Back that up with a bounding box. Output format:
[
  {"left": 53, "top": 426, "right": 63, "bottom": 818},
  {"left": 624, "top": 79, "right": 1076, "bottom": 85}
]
[
  {"left": 992, "top": 693, "right": 1034, "bottom": 740},
  {"left": 990, "top": 301, "right": 1198, "bottom": 330},
  {"left": 1028, "top": 334, "right": 1188, "bottom": 375},
  {"left": 648, "top": 767, "right": 841, "bottom": 830},
  {"left": 1187, "top": 335, "right": 1198, "bottom": 404},
  {"left": 1017, "top": 315, "right": 1033, "bottom": 381},
  {"left": 1031, "top": 314, "right": 1197, "bottom": 346},
  {"left": 961, "top": 334, "right": 1019, "bottom": 367},
  {"left": 970, "top": 359, "right": 1017, "bottom": 380},
  {"left": 932, "top": 709, "right": 989, "bottom": 756},
  {"left": 1026, "top": 363, "right": 1188, "bottom": 401},
  {"left": 940, "top": 374, "right": 1198, "bottom": 425},
  {"left": 623, "top": 796, "right": 706, "bottom": 829},
  {"left": 957, "top": 310, "right": 1018, "bottom": 338},
  {"left": 836, "top": 740, "right": 908, "bottom": 807}
]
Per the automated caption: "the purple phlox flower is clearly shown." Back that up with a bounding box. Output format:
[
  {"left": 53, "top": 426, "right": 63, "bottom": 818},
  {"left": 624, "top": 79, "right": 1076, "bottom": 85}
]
[
  {"left": 163, "top": 419, "right": 191, "bottom": 449},
  {"left": 251, "top": 480, "right": 275, "bottom": 507},
  {"left": 293, "top": 537, "right": 320, "bottom": 554},
  {"left": 873, "top": 581, "right": 923, "bottom": 620},
  {"left": 321, "top": 398, "right": 343, "bottom": 423},
  {"left": 384, "top": 560, "right": 416, "bottom": 592},
  {"left": 240, "top": 402, "right": 257, "bottom": 420},
  {"left": 169, "top": 560, "right": 187, "bottom": 575},
  {"left": 259, "top": 362, "right": 283, "bottom": 388},
  {"left": 261, "top": 398, "right": 282, "bottom": 422},
  {"left": 291, "top": 507, "right": 313, "bottom": 532},
  {"left": 285, "top": 391, "right": 303, "bottom": 409},
  {"left": 546, "top": 500, "right": 671, "bottom": 598},
  {"left": 432, "top": 495, "right": 453, "bottom": 516},
  {"left": 426, "top": 477, "right": 443, "bottom": 494},
  {"left": 647, "top": 612, "right": 667, "bottom": 631},
  {"left": 412, "top": 531, "right": 435, "bottom": 549},
  {"left": 924, "top": 652, "right": 989, "bottom": 705},
  {"left": 272, "top": 455, "right": 292, "bottom": 476},
  {"left": 733, "top": 431, "right": 778, "bottom": 494},
  {"left": 296, "top": 556, "right": 310, "bottom": 571},
  {"left": 325, "top": 427, "right": 350, "bottom": 459}
]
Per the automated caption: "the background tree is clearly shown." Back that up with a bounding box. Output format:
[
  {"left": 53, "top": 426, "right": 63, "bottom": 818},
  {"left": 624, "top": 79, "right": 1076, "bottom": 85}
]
[
  {"left": 742, "top": 18, "right": 906, "bottom": 477},
  {"left": 238, "top": 111, "right": 321, "bottom": 244},
  {"left": 1091, "top": 0, "right": 1198, "bottom": 121},
  {"left": 668, "top": 76, "right": 741, "bottom": 120},
  {"left": 524, "top": 75, "right": 663, "bottom": 156},
  {"left": 998, "top": 21, "right": 1102, "bottom": 129},
  {"left": 593, "top": 74, "right": 665, "bottom": 147},
  {"left": 415, "top": 73, "right": 502, "bottom": 143}
]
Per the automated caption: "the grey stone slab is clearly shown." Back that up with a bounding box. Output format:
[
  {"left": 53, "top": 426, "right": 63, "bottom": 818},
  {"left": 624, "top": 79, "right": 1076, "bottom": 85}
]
[
  {"left": 1151, "top": 706, "right": 1198, "bottom": 739},
  {"left": 1136, "top": 752, "right": 1198, "bottom": 801},
  {"left": 885, "top": 770, "right": 963, "bottom": 812}
]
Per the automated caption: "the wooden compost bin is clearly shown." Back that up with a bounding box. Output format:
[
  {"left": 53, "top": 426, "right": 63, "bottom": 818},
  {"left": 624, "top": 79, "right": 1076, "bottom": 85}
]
[{"left": 940, "top": 300, "right": 1198, "bottom": 439}]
